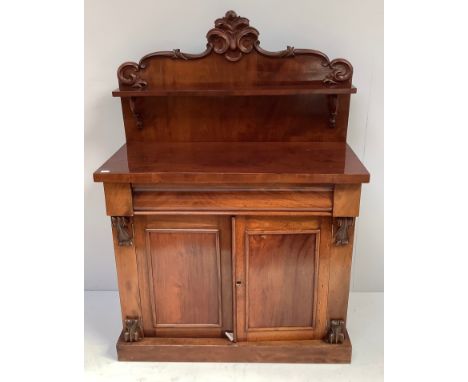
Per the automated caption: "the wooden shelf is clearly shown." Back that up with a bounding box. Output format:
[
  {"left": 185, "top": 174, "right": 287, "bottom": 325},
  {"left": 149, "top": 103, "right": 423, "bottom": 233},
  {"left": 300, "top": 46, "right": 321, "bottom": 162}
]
[
  {"left": 112, "top": 85, "right": 357, "bottom": 97},
  {"left": 93, "top": 141, "right": 369, "bottom": 184}
]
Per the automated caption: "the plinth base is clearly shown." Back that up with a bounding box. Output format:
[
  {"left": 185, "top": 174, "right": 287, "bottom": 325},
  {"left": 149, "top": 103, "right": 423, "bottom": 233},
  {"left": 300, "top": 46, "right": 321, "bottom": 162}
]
[{"left": 116, "top": 331, "right": 352, "bottom": 363}]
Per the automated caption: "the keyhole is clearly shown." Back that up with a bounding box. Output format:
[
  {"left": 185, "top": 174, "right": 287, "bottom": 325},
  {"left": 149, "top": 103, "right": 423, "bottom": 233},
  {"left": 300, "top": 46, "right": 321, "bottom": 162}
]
[{"left": 236, "top": 281, "right": 242, "bottom": 286}]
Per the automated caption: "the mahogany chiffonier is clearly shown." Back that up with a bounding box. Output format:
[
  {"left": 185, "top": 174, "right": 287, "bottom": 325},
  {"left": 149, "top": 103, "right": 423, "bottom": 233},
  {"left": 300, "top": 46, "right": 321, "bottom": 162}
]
[{"left": 93, "top": 10, "right": 370, "bottom": 363}]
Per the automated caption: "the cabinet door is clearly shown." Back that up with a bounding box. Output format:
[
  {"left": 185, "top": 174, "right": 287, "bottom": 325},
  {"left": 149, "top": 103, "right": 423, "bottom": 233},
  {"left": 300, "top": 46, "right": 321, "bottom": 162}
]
[
  {"left": 134, "top": 215, "right": 232, "bottom": 338},
  {"left": 233, "top": 216, "right": 331, "bottom": 341}
]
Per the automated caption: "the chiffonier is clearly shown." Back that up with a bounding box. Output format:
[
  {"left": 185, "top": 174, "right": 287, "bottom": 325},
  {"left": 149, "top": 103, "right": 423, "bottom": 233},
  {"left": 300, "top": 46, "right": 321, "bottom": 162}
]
[{"left": 93, "top": 10, "right": 370, "bottom": 363}]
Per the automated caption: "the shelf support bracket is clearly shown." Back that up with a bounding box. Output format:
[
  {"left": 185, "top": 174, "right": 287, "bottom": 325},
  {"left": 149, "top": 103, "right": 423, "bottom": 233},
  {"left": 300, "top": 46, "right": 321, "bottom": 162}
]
[
  {"left": 324, "top": 319, "right": 346, "bottom": 344},
  {"left": 123, "top": 317, "right": 144, "bottom": 342},
  {"left": 333, "top": 217, "right": 354, "bottom": 246},
  {"left": 111, "top": 216, "right": 133, "bottom": 246},
  {"left": 327, "top": 94, "right": 339, "bottom": 128},
  {"left": 129, "top": 97, "right": 144, "bottom": 129}
]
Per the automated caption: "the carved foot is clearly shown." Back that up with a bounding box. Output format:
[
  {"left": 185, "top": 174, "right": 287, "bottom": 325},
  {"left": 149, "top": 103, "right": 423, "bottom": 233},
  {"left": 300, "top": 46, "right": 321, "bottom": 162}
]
[
  {"left": 325, "top": 319, "right": 345, "bottom": 344},
  {"left": 123, "top": 317, "right": 144, "bottom": 342}
]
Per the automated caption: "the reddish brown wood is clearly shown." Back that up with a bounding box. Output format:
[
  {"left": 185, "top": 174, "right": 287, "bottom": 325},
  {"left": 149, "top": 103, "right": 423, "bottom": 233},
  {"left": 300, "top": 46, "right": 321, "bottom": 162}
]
[
  {"left": 234, "top": 216, "right": 331, "bottom": 342},
  {"left": 118, "top": 94, "right": 352, "bottom": 143},
  {"left": 247, "top": 232, "right": 317, "bottom": 328},
  {"left": 133, "top": 215, "right": 232, "bottom": 338},
  {"left": 111, "top": 218, "right": 142, "bottom": 323},
  {"left": 147, "top": 230, "right": 222, "bottom": 327},
  {"left": 333, "top": 184, "right": 362, "bottom": 216},
  {"left": 116, "top": 332, "right": 352, "bottom": 363},
  {"left": 93, "top": 9, "right": 370, "bottom": 363},
  {"left": 117, "top": 11, "right": 353, "bottom": 91},
  {"left": 132, "top": 190, "right": 333, "bottom": 212},
  {"left": 93, "top": 142, "right": 369, "bottom": 184},
  {"left": 113, "top": 87, "right": 357, "bottom": 97}
]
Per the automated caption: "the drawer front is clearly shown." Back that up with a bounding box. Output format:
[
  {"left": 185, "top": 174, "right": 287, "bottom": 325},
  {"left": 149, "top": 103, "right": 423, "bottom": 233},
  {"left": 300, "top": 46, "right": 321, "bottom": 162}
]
[{"left": 132, "top": 188, "right": 333, "bottom": 213}]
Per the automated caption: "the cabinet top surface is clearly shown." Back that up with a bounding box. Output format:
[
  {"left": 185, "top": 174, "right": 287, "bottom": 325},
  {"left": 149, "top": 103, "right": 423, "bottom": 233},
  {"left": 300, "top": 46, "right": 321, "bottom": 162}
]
[{"left": 93, "top": 141, "right": 369, "bottom": 185}]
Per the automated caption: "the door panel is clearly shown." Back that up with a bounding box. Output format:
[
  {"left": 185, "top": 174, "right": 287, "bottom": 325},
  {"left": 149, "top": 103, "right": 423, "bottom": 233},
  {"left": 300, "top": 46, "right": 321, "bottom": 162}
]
[
  {"left": 134, "top": 215, "right": 232, "bottom": 337},
  {"left": 147, "top": 229, "right": 221, "bottom": 327},
  {"left": 247, "top": 231, "right": 318, "bottom": 329},
  {"left": 234, "top": 216, "right": 331, "bottom": 341}
]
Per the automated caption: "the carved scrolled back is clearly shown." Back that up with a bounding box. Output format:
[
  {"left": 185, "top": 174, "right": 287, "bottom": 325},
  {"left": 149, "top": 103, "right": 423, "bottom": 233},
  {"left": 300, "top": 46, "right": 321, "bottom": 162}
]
[{"left": 117, "top": 10, "right": 353, "bottom": 88}]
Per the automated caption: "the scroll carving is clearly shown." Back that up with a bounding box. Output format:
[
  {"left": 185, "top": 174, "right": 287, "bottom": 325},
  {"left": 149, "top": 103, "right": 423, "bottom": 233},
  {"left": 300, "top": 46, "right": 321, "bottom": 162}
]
[
  {"left": 117, "top": 10, "right": 353, "bottom": 88},
  {"left": 323, "top": 59, "right": 354, "bottom": 86},
  {"left": 334, "top": 217, "right": 354, "bottom": 246},
  {"left": 206, "top": 10, "right": 260, "bottom": 62},
  {"left": 111, "top": 216, "right": 133, "bottom": 246},
  {"left": 325, "top": 319, "right": 345, "bottom": 344},
  {"left": 123, "top": 317, "right": 144, "bottom": 342},
  {"left": 117, "top": 62, "right": 147, "bottom": 89}
]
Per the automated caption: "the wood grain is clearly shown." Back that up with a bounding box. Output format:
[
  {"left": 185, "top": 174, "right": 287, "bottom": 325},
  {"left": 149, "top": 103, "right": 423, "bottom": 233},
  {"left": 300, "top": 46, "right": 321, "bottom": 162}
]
[
  {"left": 93, "top": 9, "right": 369, "bottom": 363},
  {"left": 103, "top": 183, "right": 133, "bottom": 216},
  {"left": 116, "top": 331, "right": 352, "bottom": 363},
  {"left": 246, "top": 231, "right": 318, "bottom": 329},
  {"left": 234, "top": 216, "right": 332, "bottom": 341},
  {"left": 111, "top": 218, "right": 142, "bottom": 323},
  {"left": 333, "top": 184, "right": 362, "bottom": 217},
  {"left": 93, "top": 142, "right": 369, "bottom": 184},
  {"left": 133, "top": 190, "right": 333, "bottom": 212},
  {"left": 133, "top": 215, "right": 232, "bottom": 338},
  {"left": 328, "top": 223, "right": 355, "bottom": 321}
]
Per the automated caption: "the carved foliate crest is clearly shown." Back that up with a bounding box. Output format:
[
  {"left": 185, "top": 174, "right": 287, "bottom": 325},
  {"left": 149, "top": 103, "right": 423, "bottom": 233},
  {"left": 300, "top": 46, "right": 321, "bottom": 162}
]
[
  {"left": 207, "top": 10, "right": 259, "bottom": 62},
  {"left": 117, "top": 10, "right": 353, "bottom": 88}
]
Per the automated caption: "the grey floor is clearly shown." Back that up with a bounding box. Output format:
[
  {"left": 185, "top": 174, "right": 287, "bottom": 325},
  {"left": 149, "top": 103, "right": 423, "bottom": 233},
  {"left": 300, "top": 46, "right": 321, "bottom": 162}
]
[{"left": 85, "top": 291, "right": 383, "bottom": 382}]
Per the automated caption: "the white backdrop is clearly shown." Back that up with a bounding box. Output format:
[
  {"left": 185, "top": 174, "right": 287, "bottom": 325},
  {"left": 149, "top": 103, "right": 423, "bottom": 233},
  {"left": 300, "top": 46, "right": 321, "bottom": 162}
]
[{"left": 84, "top": 0, "right": 383, "bottom": 292}]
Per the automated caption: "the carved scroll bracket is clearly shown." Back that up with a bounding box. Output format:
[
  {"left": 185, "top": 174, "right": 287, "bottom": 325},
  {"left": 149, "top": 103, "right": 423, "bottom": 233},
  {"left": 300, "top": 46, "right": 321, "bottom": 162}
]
[
  {"left": 327, "top": 95, "right": 339, "bottom": 128},
  {"left": 111, "top": 216, "right": 133, "bottom": 246},
  {"left": 324, "top": 319, "right": 346, "bottom": 344},
  {"left": 123, "top": 317, "right": 144, "bottom": 342},
  {"left": 334, "top": 217, "right": 354, "bottom": 246},
  {"left": 129, "top": 97, "right": 144, "bottom": 129}
]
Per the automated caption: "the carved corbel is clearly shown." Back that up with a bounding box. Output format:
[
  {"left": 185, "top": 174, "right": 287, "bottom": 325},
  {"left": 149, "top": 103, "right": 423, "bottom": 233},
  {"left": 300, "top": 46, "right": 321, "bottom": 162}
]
[
  {"left": 324, "top": 319, "right": 346, "bottom": 344},
  {"left": 327, "top": 94, "right": 339, "bottom": 128},
  {"left": 334, "top": 217, "right": 354, "bottom": 246},
  {"left": 123, "top": 317, "right": 144, "bottom": 342},
  {"left": 111, "top": 216, "right": 133, "bottom": 246},
  {"left": 129, "top": 97, "right": 144, "bottom": 129}
]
